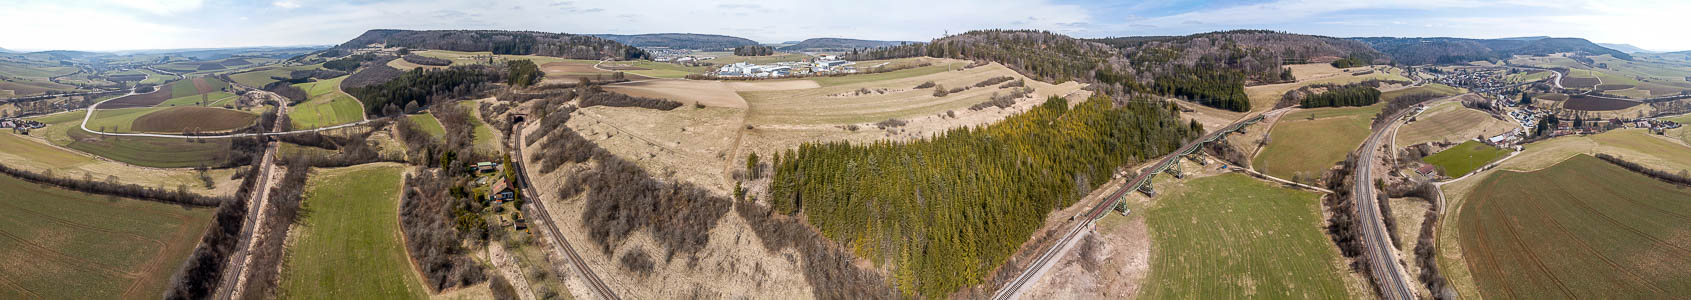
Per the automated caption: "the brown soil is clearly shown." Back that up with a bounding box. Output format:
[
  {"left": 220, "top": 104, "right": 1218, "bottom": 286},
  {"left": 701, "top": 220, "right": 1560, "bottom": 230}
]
[
  {"left": 191, "top": 77, "right": 212, "bottom": 94},
  {"left": 1564, "top": 95, "right": 1643, "bottom": 111},
  {"left": 130, "top": 107, "right": 259, "bottom": 133},
  {"left": 604, "top": 80, "right": 749, "bottom": 109},
  {"left": 100, "top": 90, "right": 173, "bottom": 109}
]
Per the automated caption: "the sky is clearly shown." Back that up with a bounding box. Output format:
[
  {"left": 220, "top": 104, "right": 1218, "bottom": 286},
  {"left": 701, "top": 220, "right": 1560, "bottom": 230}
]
[{"left": 1, "top": 0, "right": 1686, "bottom": 52}]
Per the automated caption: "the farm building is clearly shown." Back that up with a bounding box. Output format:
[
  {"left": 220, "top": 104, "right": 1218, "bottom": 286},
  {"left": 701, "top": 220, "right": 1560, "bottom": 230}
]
[
  {"left": 490, "top": 181, "right": 514, "bottom": 202},
  {"left": 476, "top": 162, "right": 497, "bottom": 173}
]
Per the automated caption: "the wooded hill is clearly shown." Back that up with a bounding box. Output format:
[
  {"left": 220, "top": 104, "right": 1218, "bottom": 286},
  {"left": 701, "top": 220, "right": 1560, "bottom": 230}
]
[
  {"left": 590, "top": 33, "right": 760, "bottom": 50},
  {"left": 844, "top": 30, "right": 1382, "bottom": 112},
  {"left": 779, "top": 38, "right": 918, "bottom": 51},
  {"left": 1353, "top": 36, "right": 1631, "bottom": 65},
  {"left": 337, "top": 29, "right": 649, "bottom": 60}
]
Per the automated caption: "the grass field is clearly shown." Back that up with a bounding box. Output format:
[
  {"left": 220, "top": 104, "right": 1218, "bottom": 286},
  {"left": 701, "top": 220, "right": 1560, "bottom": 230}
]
[
  {"left": 85, "top": 107, "right": 166, "bottom": 133},
  {"left": 1456, "top": 155, "right": 1691, "bottom": 298},
  {"left": 407, "top": 113, "right": 446, "bottom": 138},
  {"left": 1255, "top": 103, "right": 1382, "bottom": 183},
  {"left": 1424, "top": 141, "right": 1510, "bottom": 177},
  {"left": 290, "top": 76, "right": 365, "bottom": 130},
  {"left": 27, "top": 111, "right": 233, "bottom": 168},
  {"left": 1381, "top": 83, "right": 1463, "bottom": 102},
  {"left": 279, "top": 164, "right": 427, "bottom": 299},
  {"left": 0, "top": 173, "right": 213, "bottom": 299},
  {"left": 1396, "top": 101, "right": 1516, "bottom": 147},
  {"left": 1140, "top": 173, "right": 1354, "bottom": 298},
  {"left": 458, "top": 100, "right": 497, "bottom": 150}
]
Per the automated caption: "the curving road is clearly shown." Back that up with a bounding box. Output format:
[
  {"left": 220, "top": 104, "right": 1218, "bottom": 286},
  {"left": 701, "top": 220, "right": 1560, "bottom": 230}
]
[{"left": 78, "top": 89, "right": 373, "bottom": 139}]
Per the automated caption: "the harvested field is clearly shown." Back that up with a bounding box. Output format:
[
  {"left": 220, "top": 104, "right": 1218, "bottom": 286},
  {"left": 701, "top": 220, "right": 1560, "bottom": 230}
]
[
  {"left": 0, "top": 172, "right": 214, "bottom": 299},
  {"left": 100, "top": 89, "right": 174, "bottom": 109},
  {"left": 724, "top": 80, "right": 819, "bottom": 91},
  {"left": 1396, "top": 101, "right": 1516, "bottom": 147},
  {"left": 740, "top": 61, "right": 1082, "bottom": 125},
  {"left": 1140, "top": 173, "right": 1356, "bottom": 298},
  {"left": 130, "top": 106, "right": 258, "bottom": 133},
  {"left": 1424, "top": 141, "right": 1510, "bottom": 177},
  {"left": 537, "top": 61, "right": 654, "bottom": 83},
  {"left": 1595, "top": 84, "right": 1636, "bottom": 91},
  {"left": 1438, "top": 128, "right": 1691, "bottom": 297},
  {"left": 157, "top": 91, "right": 238, "bottom": 107},
  {"left": 1244, "top": 64, "right": 1410, "bottom": 113},
  {"left": 1564, "top": 95, "right": 1643, "bottom": 111},
  {"left": 1456, "top": 155, "right": 1691, "bottom": 299},
  {"left": 279, "top": 164, "right": 427, "bottom": 299},
  {"left": 604, "top": 80, "right": 749, "bottom": 108}
]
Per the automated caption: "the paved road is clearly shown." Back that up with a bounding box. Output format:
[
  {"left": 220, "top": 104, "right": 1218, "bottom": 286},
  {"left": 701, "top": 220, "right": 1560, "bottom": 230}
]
[
  {"left": 77, "top": 90, "right": 373, "bottom": 139},
  {"left": 991, "top": 107, "right": 1291, "bottom": 300},
  {"left": 1353, "top": 100, "right": 1423, "bottom": 300},
  {"left": 509, "top": 121, "right": 619, "bottom": 300}
]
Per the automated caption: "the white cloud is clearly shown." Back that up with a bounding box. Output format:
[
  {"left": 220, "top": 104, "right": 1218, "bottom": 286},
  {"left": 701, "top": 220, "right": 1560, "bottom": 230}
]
[
  {"left": 99, "top": 0, "right": 205, "bottom": 15},
  {"left": 0, "top": 2, "right": 190, "bottom": 51},
  {"left": 5, "top": 0, "right": 1689, "bottom": 52},
  {"left": 273, "top": 0, "right": 301, "bottom": 9}
]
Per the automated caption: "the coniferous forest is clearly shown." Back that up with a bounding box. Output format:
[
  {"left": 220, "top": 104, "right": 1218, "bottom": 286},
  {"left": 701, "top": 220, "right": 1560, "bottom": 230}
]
[
  {"left": 768, "top": 94, "right": 1200, "bottom": 296},
  {"left": 1301, "top": 85, "right": 1381, "bottom": 108}
]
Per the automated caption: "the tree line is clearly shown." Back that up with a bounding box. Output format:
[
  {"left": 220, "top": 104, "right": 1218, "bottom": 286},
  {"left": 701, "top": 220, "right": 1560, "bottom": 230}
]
[
  {"left": 733, "top": 45, "right": 775, "bottom": 56},
  {"left": 1300, "top": 85, "right": 1381, "bottom": 108},
  {"left": 766, "top": 94, "right": 1200, "bottom": 296},
  {"left": 337, "top": 30, "right": 649, "bottom": 60}
]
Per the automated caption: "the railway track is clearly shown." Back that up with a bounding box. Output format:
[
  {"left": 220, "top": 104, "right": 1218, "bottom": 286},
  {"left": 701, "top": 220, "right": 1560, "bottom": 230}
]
[
  {"left": 1353, "top": 102, "right": 1422, "bottom": 300},
  {"left": 510, "top": 121, "right": 619, "bottom": 300},
  {"left": 991, "top": 107, "right": 1286, "bottom": 300}
]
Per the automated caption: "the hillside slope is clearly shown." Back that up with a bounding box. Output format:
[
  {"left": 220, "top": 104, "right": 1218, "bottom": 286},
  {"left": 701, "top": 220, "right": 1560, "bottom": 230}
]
[
  {"left": 779, "top": 38, "right": 917, "bottom": 51},
  {"left": 337, "top": 29, "right": 647, "bottom": 60},
  {"left": 591, "top": 33, "right": 759, "bottom": 50},
  {"left": 1354, "top": 36, "right": 1630, "bottom": 65}
]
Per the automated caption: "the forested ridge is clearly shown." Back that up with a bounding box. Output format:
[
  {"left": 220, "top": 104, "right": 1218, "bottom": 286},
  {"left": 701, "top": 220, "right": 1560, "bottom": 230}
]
[
  {"left": 591, "top": 33, "right": 759, "bottom": 50},
  {"left": 1354, "top": 36, "right": 1631, "bottom": 65},
  {"left": 338, "top": 29, "right": 649, "bottom": 60},
  {"left": 768, "top": 94, "right": 1201, "bottom": 297},
  {"left": 842, "top": 30, "right": 1379, "bottom": 112}
]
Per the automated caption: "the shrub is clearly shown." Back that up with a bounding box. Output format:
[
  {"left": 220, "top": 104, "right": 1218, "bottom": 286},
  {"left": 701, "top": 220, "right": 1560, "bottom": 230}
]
[
  {"left": 915, "top": 81, "right": 936, "bottom": 89},
  {"left": 402, "top": 54, "right": 452, "bottom": 66}
]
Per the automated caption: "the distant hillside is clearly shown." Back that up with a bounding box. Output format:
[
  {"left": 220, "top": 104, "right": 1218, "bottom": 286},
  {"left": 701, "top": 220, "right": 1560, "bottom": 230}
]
[
  {"left": 1597, "top": 43, "right": 1653, "bottom": 53},
  {"left": 778, "top": 38, "right": 917, "bottom": 51},
  {"left": 0, "top": 47, "right": 12, "bottom": 54},
  {"left": 1353, "top": 36, "right": 1631, "bottom": 65},
  {"left": 337, "top": 29, "right": 648, "bottom": 60},
  {"left": 590, "top": 33, "right": 758, "bottom": 50}
]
